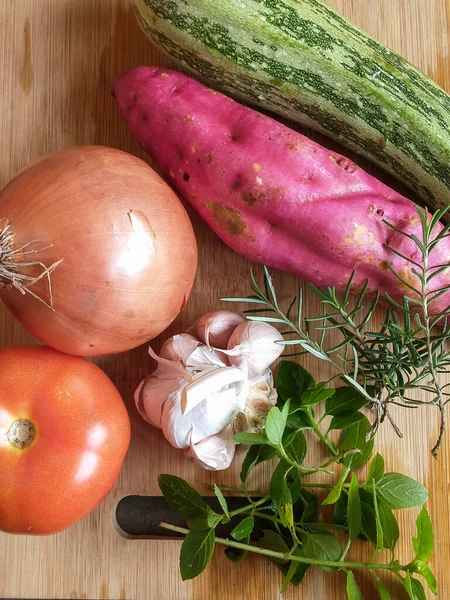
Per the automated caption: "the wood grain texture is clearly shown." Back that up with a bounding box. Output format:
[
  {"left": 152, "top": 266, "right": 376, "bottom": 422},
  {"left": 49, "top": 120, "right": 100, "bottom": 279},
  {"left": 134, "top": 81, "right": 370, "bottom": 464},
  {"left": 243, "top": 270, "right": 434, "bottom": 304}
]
[{"left": 0, "top": 0, "right": 449, "bottom": 598}]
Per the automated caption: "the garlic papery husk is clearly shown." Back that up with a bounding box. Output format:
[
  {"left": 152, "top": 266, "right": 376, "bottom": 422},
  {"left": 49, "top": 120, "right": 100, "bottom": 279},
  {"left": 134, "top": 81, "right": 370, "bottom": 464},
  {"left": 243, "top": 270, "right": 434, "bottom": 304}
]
[
  {"left": 224, "top": 321, "right": 284, "bottom": 379},
  {"left": 193, "top": 311, "right": 245, "bottom": 349},
  {"left": 160, "top": 333, "right": 202, "bottom": 365},
  {"left": 161, "top": 380, "right": 245, "bottom": 448},
  {"left": 243, "top": 373, "right": 278, "bottom": 432},
  {"left": 186, "top": 426, "right": 236, "bottom": 471}
]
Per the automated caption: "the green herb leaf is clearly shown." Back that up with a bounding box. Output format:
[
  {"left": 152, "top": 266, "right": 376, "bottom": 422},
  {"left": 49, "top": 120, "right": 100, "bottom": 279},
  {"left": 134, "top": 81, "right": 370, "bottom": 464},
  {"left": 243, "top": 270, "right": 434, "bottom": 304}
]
[
  {"left": 413, "top": 506, "right": 434, "bottom": 561},
  {"left": 346, "top": 571, "right": 363, "bottom": 599},
  {"left": 265, "top": 402, "right": 289, "bottom": 447},
  {"left": 302, "top": 533, "right": 341, "bottom": 572},
  {"left": 339, "top": 416, "right": 374, "bottom": 468},
  {"left": 322, "top": 467, "right": 350, "bottom": 505},
  {"left": 256, "top": 529, "right": 289, "bottom": 563},
  {"left": 377, "top": 499, "right": 399, "bottom": 551},
  {"left": 231, "top": 516, "right": 255, "bottom": 541},
  {"left": 213, "top": 484, "right": 230, "bottom": 520},
  {"left": 301, "top": 383, "right": 335, "bottom": 406},
  {"left": 270, "top": 460, "right": 292, "bottom": 511},
  {"left": 325, "top": 387, "right": 367, "bottom": 416},
  {"left": 287, "top": 410, "right": 314, "bottom": 430},
  {"left": 404, "top": 573, "right": 427, "bottom": 600},
  {"left": 414, "top": 564, "right": 437, "bottom": 595},
  {"left": 158, "top": 474, "right": 207, "bottom": 521},
  {"left": 286, "top": 465, "right": 302, "bottom": 504},
  {"left": 376, "top": 474, "right": 429, "bottom": 509},
  {"left": 233, "top": 432, "right": 270, "bottom": 445},
  {"left": 180, "top": 528, "right": 215, "bottom": 580},
  {"left": 371, "top": 572, "right": 391, "bottom": 599},
  {"left": 186, "top": 506, "right": 222, "bottom": 531},
  {"left": 276, "top": 361, "right": 314, "bottom": 404},
  {"left": 348, "top": 473, "right": 362, "bottom": 541},
  {"left": 294, "top": 489, "right": 319, "bottom": 523},
  {"left": 368, "top": 453, "right": 385, "bottom": 482},
  {"left": 225, "top": 535, "right": 249, "bottom": 563},
  {"left": 328, "top": 411, "right": 365, "bottom": 432},
  {"left": 372, "top": 480, "right": 384, "bottom": 552},
  {"left": 333, "top": 491, "right": 348, "bottom": 527},
  {"left": 240, "top": 445, "right": 277, "bottom": 486},
  {"left": 284, "top": 430, "right": 307, "bottom": 465}
]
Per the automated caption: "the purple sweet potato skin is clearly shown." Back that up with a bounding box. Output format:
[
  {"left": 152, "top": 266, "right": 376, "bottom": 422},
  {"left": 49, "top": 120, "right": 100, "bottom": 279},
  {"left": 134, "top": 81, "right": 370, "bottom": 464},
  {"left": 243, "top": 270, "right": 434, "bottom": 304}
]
[{"left": 112, "top": 67, "right": 450, "bottom": 309}]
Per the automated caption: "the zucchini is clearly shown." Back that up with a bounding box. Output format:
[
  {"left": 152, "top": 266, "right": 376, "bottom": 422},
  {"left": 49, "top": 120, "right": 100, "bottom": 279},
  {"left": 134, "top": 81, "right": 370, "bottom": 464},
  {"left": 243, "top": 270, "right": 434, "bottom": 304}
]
[{"left": 133, "top": 0, "right": 450, "bottom": 212}]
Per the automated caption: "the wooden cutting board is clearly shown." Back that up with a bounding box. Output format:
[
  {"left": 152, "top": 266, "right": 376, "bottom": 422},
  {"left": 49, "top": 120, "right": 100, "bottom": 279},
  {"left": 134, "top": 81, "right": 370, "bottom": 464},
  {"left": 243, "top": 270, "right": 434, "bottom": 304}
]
[{"left": 0, "top": 1, "right": 449, "bottom": 598}]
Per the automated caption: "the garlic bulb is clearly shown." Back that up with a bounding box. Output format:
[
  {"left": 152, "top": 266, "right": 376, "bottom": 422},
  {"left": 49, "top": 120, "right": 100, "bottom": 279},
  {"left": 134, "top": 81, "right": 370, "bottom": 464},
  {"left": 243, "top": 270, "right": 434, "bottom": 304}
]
[{"left": 135, "top": 310, "right": 284, "bottom": 470}]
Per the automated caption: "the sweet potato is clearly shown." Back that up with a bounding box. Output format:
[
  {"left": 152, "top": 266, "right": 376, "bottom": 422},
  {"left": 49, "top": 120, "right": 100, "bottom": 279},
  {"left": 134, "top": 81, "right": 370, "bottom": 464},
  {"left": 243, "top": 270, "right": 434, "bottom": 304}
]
[{"left": 112, "top": 67, "right": 450, "bottom": 309}]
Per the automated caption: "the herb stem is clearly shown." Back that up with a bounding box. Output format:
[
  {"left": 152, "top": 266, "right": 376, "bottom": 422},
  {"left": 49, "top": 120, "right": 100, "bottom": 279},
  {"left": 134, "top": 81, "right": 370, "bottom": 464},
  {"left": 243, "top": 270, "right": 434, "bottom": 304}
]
[
  {"left": 159, "top": 522, "right": 397, "bottom": 571},
  {"left": 227, "top": 496, "right": 270, "bottom": 518},
  {"left": 311, "top": 421, "right": 338, "bottom": 456}
]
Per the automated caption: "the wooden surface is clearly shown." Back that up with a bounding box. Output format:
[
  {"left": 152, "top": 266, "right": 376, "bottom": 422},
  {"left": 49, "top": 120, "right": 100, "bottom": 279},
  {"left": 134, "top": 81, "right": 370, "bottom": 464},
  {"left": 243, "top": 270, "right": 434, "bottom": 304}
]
[{"left": 0, "top": 1, "right": 449, "bottom": 598}]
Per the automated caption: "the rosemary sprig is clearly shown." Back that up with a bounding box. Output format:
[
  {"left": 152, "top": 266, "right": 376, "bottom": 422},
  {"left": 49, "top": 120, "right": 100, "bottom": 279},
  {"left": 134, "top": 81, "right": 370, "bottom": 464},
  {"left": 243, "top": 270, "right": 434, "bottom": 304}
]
[{"left": 222, "top": 206, "right": 450, "bottom": 456}]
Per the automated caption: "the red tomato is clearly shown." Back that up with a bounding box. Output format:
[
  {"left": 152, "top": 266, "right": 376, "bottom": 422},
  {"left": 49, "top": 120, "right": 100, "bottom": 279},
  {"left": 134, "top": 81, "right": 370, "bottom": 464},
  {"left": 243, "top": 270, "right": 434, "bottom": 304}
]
[{"left": 0, "top": 346, "right": 130, "bottom": 535}]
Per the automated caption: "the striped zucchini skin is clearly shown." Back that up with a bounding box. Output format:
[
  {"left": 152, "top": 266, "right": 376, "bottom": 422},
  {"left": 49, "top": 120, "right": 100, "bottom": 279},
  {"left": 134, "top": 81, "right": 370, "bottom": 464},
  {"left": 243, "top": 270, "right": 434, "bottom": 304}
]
[{"left": 133, "top": 0, "right": 450, "bottom": 212}]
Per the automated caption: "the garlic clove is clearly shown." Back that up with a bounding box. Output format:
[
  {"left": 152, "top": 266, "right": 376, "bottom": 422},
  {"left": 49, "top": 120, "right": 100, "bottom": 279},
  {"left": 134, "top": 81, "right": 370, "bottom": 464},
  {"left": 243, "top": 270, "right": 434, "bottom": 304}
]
[
  {"left": 162, "top": 385, "right": 244, "bottom": 448},
  {"left": 194, "top": 311, "right": 245, "bottom": 349},
  {"left": 160, "top": 333, "right": 202, "bottom": 365},
  {"left": 135, "top": 351, "right": 188, "bottom": 428},
  {"left": 181, "top": 366, "right": 246, "bottom": 414},
  {"left": 185, "top": 344, "right": 228, "bottom": 370},
  {"left": 226, "top": 321, "right": 284, "bottom": 379},
  {"left": 186, "top": 426, "right": 236, "bottom": 471}
]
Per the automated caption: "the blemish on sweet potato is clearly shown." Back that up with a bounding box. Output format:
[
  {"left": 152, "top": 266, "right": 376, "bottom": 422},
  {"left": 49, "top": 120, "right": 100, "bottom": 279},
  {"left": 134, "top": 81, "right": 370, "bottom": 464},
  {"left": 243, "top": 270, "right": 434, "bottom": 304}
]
[
  {"left": 205, "top": 153, "right": 213, "bottom": 164},
  {"left": 253, "top": 163, "right": 262, "bottom": 172},
  {"left": 233, "top": 174, "right": 243, "bottom": 190},
  {"left": 206, "top": 202, "right": 247, "bottom": 236},
  {"left": 345, "top": 224, "right": 375, "bottom": 246},
  {"left": 184, "top": 114, "right": 193, "bottom": 121},
  {"left": 160, "top": 72, "right": 170, "bottom": 78},
  {"left": 242, "top": 190, "right": 265, "bottom": 206},
  {"left": 286, "top": 142, "right": 298, "bottom": 151}
]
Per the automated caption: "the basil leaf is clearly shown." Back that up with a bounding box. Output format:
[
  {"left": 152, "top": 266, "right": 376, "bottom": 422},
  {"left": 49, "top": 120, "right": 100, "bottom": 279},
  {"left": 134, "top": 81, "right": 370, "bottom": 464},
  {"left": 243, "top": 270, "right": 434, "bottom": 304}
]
[
  {"left": 276, "top": 361, "right": 314, "bottom": 404},
  {"left": 240, "top": 444, "right": 277, "bottom": 486},
  {"left": 328, "top": 411, "right": 365, "bottom": 432},
  {"left": 302, "top": 533, "right": 341, "bottom": 572},
  {"left": 233, "top": 432, "right": 269, "bottom": 445},
  {"left": 180, "top": 528, "right": 215, "bottom": 580},
  {"left": 284, "top": 430, "right": 307, "bottom": 465},
  {"left": 377, "top": 499, "right": 399, "bottom": 551},
  {"left": 225, "top": 535, "right": 249, "bottom": 563},
  {"left": 371, "top": 572, "right": 391, "bottom": 599},
  {"left": 270, "top": 460, "right": 292, "bottom": 510},
  {"left": 325, "top": 387, "right": 367, "bottom": 416},
  {"left": 333, "top": 491, "right": 348, "bottom": 527},
  {"left": 322, "top": 467, "right": 350, "bottom": 505},
  {"left": 404, "top": 573, "right": 427, "bottom": 600},
  {"left": 158, "top": 474, "right": 207, "bottom": 521},
  {"left": 231, "top": 516, "right": 255, "bottom": 541},
  {"left": 286, "top": 465, "right": 302, "bottom": 504},
  {"left": 348, "top": 473, "right": 362, "bottom": 541},
  {"left": 213, "top": 484, "right": 229, "bottom": 520},
  {"left": 368, "top": 453, "right": 385, "bottom": 482},
  {"left": 294, "top": 488, "right": 319, "bottom": 523},
  {"left": 301, "top": 383, "right": 335, "bottom": 406},
  {"left": 413, "top": 506, "right": 434, "bottom": 561},
  {"left": 256, "top": 529, "right": 290, "bottom": 563},
  {"left": 339, "top": 416, "right": 374, "bottom": 468},
  {"left": 187, "top": 506, "right": 222, "bottom": 531},
  {"left": 376, "top": 473, "right": 429, "bottom": 509},
  {"left": 265, "top": 402, "right": 289, "bottom": 447},
  {"left": 287, "top": 410, "right": 314, "bottom": 430},
  {"left": 346, "top": 571, "right": 363, "bottom": 599},
  {"left": 372, "top": 480, "right": 384, "bottom": 552},
  {"left": 414, "top": 564, "right": 437, "bottom": 595}
]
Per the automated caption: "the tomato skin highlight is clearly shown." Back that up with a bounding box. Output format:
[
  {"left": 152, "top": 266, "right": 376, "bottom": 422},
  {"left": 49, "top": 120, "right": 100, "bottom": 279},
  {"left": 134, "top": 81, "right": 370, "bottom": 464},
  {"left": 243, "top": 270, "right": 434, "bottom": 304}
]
[{"left": 0, "top": 346, "right": 131, "bottom": 535}]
